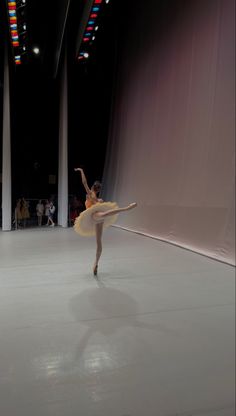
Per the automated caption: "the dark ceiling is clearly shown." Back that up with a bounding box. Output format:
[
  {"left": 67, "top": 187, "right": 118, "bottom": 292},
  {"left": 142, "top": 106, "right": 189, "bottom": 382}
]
[
  {"left": 0, "top": 0, "right": 119, "bottom": 198},
  {"left": 1, "top": 0, "right": 116, "bottom": 78}
]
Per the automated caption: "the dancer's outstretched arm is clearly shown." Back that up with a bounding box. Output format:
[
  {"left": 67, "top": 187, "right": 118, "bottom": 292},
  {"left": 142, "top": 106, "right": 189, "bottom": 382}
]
[{"left": 74, "top": 168, "right": 91, "bottom": 195}]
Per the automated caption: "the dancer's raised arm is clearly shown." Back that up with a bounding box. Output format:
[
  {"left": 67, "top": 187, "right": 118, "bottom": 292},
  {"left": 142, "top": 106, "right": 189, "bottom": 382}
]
[{"left": 74, "top": 168, "right": 91, "bottom": 195}]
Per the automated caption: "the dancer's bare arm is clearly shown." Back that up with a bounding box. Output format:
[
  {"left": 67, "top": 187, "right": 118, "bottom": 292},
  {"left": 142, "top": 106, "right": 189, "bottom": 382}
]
[{"left": 74, "top": 168, "right": 91, "bottom": 195}]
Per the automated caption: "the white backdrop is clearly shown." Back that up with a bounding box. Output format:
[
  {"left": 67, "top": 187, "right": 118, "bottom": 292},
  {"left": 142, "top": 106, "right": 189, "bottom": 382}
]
[{"left": 103, "top": 0, "right": 235, "bottom": 265}]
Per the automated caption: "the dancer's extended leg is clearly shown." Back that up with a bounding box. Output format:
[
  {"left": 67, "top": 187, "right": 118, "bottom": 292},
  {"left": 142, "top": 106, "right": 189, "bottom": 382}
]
[
  {"left": 93, "top": 202, "right": 137, "bottom": 221},
  {"left": 94, "top": 222, "right": 103, "bottom": 275}
]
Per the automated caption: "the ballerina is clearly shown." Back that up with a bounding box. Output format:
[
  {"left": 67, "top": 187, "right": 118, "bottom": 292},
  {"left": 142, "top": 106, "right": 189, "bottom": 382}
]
[{"left": 74, "top": 168, "right": 137, "bottom": 275}]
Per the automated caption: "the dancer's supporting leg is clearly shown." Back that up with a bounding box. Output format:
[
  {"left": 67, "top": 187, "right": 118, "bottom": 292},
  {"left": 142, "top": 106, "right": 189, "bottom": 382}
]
[
  {"left": 92, "top": 203, "right": 137, "bottom": 275},
  {"left": 93, "top": 202, "right": 137, "bottom": 221},
  {"left": 94, "top": 222, "right": 103, "bottom": 275}
]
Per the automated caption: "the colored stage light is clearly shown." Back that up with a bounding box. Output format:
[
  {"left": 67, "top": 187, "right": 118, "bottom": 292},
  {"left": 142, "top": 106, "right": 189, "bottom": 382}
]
[
  {"left": 90, "top": 13, "right": 98, "bottom": 18},
  {"left": 85, "top": 33, "right": 92, "bottom": 37},
  {"left": 88, "top": 20, "right": 95, "bottom": 25},
  {"left": 83, "top": 37, "right": 90, "bottom": 42},
  {"left": 94, "top": 0, "right": 102, "bottom": 3},
  {"left": 86, "top": 27, "right": 94, "bottom": 31},
  {"left": 15, "top": 55, "right": 21, "bottom": 64},
  {"left": 92, "top": 7, "right": 100, "bottom": 12},
  {"left": 8, "top": 0, "right": 28, "bottom": 65}
]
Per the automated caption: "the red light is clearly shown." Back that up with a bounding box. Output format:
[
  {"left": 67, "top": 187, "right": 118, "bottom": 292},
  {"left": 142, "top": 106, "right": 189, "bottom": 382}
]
[
  {"left": 83, "top": 38, "right": 90, "bottom": 42},
  {"left": 90, "top": 13, "right": 98, "bottom": 18},
  {"left": 94, "top": 0, "right": 102, "bottom": 3},
  {"left": 86, "top": 27, "right": 93, "bottom": 31}
]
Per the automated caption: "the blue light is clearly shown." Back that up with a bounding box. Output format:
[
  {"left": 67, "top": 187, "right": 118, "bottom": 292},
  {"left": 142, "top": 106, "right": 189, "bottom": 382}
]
[
  {"left": 92, "top": 7, "right": 100, "bottom": 12},
  {"left": 88, "top": 20, "right": 95, "bottom": 25},
  {"left": 85, "top": 33, "right": 92, "bottom": 37}
]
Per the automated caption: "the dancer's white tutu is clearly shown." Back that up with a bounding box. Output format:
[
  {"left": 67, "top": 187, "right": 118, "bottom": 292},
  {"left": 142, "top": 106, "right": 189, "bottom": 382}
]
[{"left": 74, "top": 202, "right": 118, "bottom": 237}]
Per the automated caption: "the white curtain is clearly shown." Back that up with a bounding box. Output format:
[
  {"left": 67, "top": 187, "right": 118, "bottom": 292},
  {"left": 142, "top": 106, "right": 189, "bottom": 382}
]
[{"left": 103, "top": 0, "right": 235, "bottom": 265}]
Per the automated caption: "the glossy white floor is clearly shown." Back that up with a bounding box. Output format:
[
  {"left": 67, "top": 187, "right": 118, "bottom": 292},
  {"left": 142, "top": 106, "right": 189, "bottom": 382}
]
[{"left": 0, "top": 226, "right": 235, "bottom": 416}]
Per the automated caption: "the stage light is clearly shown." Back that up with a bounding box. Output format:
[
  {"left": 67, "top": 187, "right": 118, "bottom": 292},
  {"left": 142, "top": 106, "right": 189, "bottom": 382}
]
[
  {"left": 77, "top": 0, "right": 111, "bottom": 63},
  {"left": 23, "top": 24, "right": 26, "bottom": 30},
  {"left": 33, "top": 47, "right": 40, "bottom": 54},
  {"left": 23, "top": 45, "right": 26, "bottom": 51},
  {"left": 15, "top": 55, "right": 21, "bottom": 64}
]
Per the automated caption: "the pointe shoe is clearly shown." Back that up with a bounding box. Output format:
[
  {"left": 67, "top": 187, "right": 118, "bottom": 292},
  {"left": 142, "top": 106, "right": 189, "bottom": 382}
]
[
  {"left": 127, "top": 202, "right": 137, "bottom": 210},
  {"left": 93, "top": 265, "right": 98, "bottom": 276}
]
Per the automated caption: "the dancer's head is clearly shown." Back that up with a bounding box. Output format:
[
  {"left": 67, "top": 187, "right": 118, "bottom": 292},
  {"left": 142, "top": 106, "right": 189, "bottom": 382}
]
[{"left": 92, "top": 181, "right": 102, "bottom": 194}]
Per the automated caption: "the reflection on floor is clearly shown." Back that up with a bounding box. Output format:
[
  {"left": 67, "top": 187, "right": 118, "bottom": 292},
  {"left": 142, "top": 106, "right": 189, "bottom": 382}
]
[{"left": 0, "top": 226, "right": 235, "bottom": 416}]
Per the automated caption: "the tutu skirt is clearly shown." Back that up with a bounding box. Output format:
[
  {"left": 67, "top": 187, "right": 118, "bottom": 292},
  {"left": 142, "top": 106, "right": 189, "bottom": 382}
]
[{"left": 74, "top": 202, "right": 118, "bottom": 237}]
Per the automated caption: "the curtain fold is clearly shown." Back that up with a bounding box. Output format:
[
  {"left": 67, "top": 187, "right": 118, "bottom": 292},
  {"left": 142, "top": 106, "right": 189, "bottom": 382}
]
[{"left": 103, "top": 0, "right": 235, "bottom": 265}]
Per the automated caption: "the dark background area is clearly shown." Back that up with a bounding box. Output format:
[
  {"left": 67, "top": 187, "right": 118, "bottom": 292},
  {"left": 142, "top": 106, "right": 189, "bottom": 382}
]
[{"left": 0, "top": 0, "right": 120, "bottom": 205}]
